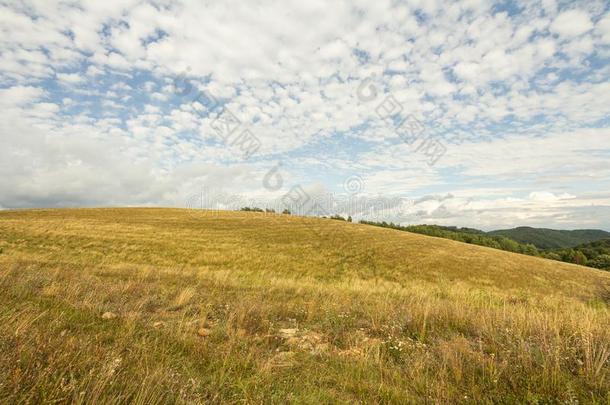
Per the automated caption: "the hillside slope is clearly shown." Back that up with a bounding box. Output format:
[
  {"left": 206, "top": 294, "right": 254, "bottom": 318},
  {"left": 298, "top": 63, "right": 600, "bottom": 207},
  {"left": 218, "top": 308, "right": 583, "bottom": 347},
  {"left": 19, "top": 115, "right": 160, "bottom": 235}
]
[
  {"left": 489, "top": 226, "right": 610, "bottom": 249},
  {"left": 0, "top": 208, "right": 609, "bottom": 403}
]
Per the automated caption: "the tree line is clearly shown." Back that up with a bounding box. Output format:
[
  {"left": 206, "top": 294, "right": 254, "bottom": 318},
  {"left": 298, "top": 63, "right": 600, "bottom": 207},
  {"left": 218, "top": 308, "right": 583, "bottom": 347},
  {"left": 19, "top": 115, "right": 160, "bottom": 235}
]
[{"left": 359, "top": 221, "right": 610, "bottom": 271}]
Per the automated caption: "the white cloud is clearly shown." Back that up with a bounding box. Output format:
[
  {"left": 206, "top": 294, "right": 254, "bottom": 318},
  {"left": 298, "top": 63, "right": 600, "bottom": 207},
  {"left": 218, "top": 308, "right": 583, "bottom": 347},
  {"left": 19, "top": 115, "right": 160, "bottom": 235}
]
[
  {"left": 56, "top": 72, "right": 85, "bottom": 85},
  {"left": 436, "top": 127, "right": 610, "bottom": 180},
  {"left": 528, "top": 191, "right": 575, "bottom": 202},
  {"left": 595, "top": 13, "right": 610, "bottom": 44},
  {"left": 0, "top": 86, "right": 45, "bottom": 106},
  {"left": 86, "top": 65, "right": 105, "bottom": 76},
  {"left": 550, "top": 9, "right": 593, "bottom": 38}
]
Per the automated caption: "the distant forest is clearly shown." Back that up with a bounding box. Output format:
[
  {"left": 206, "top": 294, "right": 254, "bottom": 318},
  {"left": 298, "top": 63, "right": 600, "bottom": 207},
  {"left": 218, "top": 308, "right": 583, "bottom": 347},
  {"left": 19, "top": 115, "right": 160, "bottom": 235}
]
[{"left": 359, "top": 221, "right": 610, "bottom": 271}]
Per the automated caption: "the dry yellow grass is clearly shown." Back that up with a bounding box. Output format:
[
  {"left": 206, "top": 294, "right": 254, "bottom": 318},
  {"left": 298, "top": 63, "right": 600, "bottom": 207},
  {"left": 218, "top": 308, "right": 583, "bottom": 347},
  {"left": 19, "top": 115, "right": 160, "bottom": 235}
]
[{"left": 0, "top": 208, "right": 609, "bottom": 403}]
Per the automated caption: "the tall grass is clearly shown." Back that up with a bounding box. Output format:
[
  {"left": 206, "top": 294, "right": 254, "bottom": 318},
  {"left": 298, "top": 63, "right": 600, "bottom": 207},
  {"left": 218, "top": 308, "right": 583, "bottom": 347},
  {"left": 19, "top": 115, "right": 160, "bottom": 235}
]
[{"left": 0, "top": 208, "right": 608, "bottom": 403}]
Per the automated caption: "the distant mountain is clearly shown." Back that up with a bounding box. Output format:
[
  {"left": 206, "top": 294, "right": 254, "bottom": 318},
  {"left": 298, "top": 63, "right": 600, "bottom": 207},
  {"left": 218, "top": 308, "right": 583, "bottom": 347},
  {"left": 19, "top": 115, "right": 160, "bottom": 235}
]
[
  {"left": 433, "top": 225, "right": 487, "bottom": 235},
  {"left": 488, "top": 227, "right": 610, "bottom": 249}
]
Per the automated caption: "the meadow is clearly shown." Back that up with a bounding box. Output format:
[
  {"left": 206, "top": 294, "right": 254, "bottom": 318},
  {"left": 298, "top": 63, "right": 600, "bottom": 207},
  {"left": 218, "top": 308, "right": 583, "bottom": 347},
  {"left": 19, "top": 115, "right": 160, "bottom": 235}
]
[{"left": 0, "top": 208, "right": 609, "bottom": 404}]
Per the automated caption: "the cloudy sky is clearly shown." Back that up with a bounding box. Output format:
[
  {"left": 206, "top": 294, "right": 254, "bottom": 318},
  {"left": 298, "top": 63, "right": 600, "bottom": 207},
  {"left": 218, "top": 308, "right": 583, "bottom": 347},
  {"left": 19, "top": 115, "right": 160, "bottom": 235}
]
[{"left": 1, "top": 0, "right": 609, "bottom": 230}]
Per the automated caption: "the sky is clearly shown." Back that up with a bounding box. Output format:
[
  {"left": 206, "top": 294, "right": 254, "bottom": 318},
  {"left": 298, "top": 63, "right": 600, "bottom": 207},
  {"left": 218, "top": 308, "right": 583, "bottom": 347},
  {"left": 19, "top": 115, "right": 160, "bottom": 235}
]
[{"left": 1, "top": 0, "right": 609, "bottom": 230}]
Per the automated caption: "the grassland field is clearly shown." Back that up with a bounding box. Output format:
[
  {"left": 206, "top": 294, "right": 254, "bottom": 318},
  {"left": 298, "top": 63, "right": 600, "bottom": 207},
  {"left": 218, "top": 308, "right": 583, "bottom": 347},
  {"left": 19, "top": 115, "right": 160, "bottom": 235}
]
[{"left": 0, "top": 208, "right": 609, "bottom": 404}]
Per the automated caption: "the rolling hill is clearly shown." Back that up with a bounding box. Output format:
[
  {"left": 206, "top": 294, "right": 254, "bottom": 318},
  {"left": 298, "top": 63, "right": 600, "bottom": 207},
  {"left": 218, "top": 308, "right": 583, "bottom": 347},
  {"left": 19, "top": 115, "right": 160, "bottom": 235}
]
[
  {"left": 488, "top": 226, "right": 610, "bottom": 249},
  {"left": 359, "top": 222, "right": 610, "bottom": 271},
  {"left": 0, "top": 208, "right": 609, "bottom": 403}
]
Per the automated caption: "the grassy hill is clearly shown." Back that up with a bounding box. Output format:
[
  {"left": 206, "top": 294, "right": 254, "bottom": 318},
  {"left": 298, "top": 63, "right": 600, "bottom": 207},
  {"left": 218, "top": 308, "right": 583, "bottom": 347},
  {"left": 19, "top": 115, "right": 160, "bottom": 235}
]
[
  {"left": 359, "top": 222, "right": 610, "bottom": 271},
  {"left": 0, "top": 208, "right": 609, "bottom": 403},
  {"left": 488, "top": 226, "right": 610, "bottom": 249},
  {"left": 361, "top": 222, "right": 541, "bottom": 256}
]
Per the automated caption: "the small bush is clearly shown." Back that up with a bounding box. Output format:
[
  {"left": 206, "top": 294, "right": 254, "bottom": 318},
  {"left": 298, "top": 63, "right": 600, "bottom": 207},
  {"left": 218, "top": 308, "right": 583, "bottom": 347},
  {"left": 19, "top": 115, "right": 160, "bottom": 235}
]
[{"left": 240, "top": 207, "right": 264, "bottom": 212}]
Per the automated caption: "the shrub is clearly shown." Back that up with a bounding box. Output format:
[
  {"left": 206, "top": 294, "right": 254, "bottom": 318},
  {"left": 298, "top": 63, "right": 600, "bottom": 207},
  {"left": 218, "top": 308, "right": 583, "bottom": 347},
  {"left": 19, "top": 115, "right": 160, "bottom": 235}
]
[{"left": 589, "top": 254, "right": 610, "bottom": 270}]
